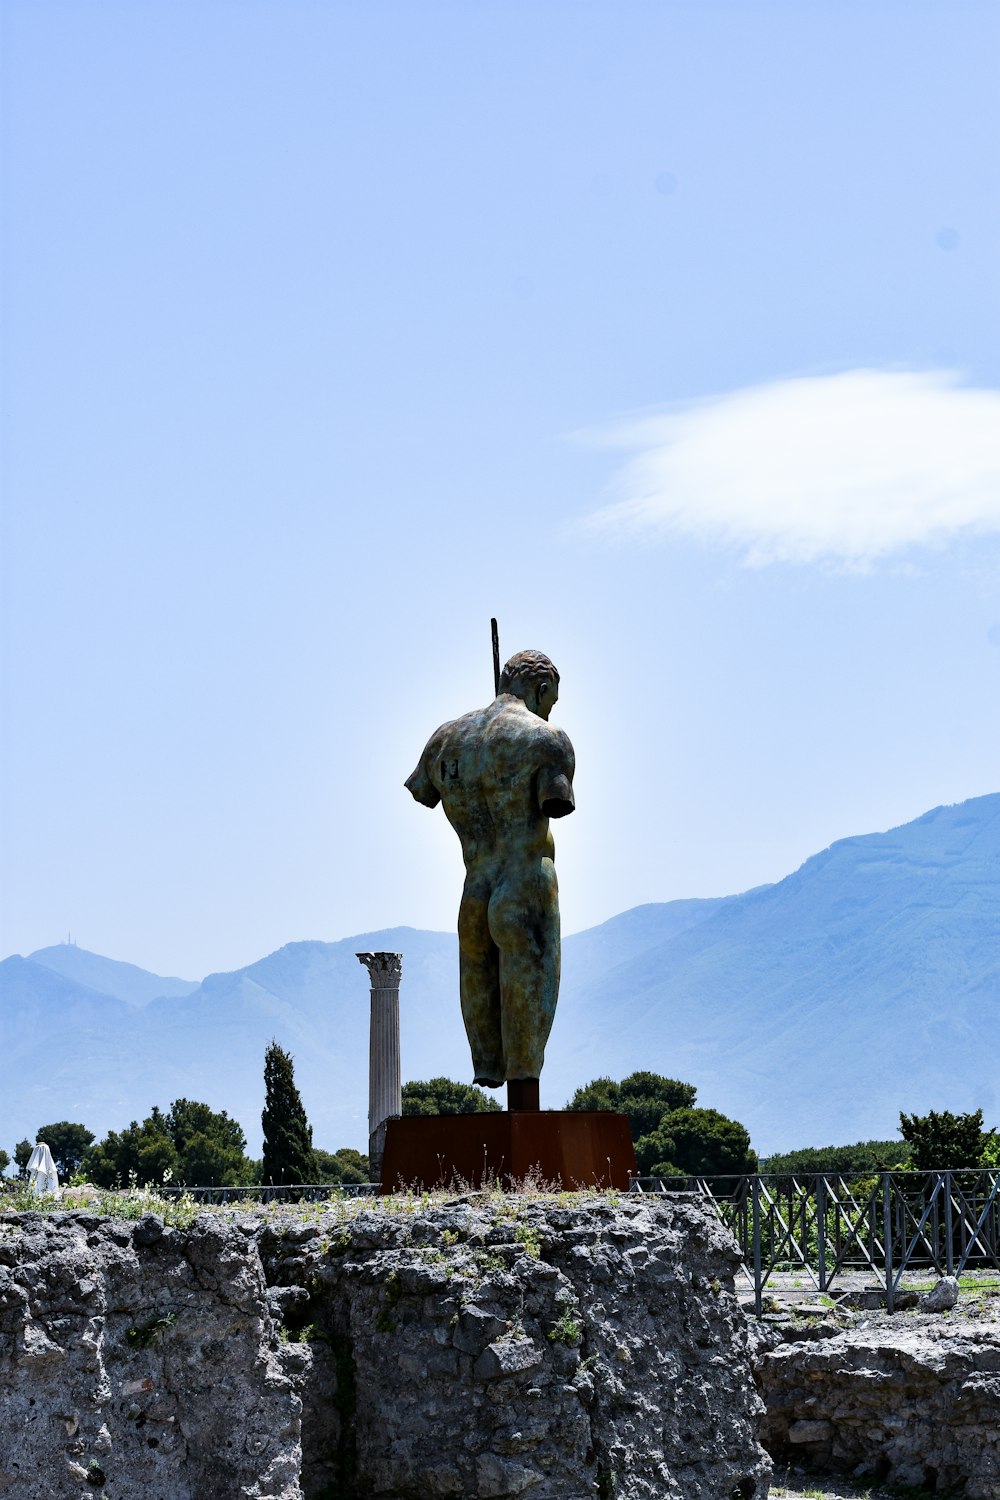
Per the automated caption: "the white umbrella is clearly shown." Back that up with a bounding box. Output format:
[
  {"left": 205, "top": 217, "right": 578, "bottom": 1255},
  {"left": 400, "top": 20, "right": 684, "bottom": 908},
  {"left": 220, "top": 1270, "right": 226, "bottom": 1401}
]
[{"left": 26, "top": 1142, "right": 60, "bottom": 1198}]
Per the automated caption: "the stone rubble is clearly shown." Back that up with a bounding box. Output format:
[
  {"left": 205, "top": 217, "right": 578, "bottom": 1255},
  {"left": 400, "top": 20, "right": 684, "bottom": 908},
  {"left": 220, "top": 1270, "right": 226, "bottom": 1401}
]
[{"left": 919, "top": 1274, "right": 960, "bottom": 1313}]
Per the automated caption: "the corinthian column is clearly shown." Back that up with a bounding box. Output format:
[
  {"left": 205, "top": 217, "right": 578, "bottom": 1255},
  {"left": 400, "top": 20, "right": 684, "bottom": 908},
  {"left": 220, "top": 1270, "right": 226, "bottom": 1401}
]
[{"left": 356, "top": 951, "right": 403, "bottom": 1183}]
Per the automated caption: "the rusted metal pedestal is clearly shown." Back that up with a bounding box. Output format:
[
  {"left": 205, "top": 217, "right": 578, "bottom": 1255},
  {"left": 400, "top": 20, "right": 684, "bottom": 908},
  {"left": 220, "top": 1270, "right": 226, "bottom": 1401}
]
[{"left": 379, "top": 1111, "right": 636, "bottom": 1193}]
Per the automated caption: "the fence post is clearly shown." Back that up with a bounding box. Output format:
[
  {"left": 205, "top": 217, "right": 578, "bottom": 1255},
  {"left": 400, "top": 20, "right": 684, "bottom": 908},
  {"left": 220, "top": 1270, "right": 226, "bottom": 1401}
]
[
  {"left": 883, "top": 1173, "right": 894, "bottom": 1313},
  {"left": 944, "top": 1171, "right": 954, "bottom": 1277},
  {"left": 817, "top": 1176, "right": 827, "bottom": 1294},
  {"left": 752, "top": 1175, "right": 763, "bottom": 1318}
]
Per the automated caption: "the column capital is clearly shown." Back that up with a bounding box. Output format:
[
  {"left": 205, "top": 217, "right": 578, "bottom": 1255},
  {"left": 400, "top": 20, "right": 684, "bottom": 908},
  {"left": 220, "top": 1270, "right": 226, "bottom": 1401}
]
[{"left": 357, "top": 951, "right": 403, "bottom": 985}]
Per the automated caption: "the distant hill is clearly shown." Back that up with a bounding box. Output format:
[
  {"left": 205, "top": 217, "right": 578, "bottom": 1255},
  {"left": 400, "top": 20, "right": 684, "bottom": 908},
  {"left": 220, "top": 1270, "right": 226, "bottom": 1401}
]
[
  {"left": 558, "top": 794, "right": 1000, "bottom": 1153},
  {"left": 29, "top": 945, "right": 198, "bottom": 1007},
  {"left": 3, "top": 793, "right": 1000, "bottom": 1160}
]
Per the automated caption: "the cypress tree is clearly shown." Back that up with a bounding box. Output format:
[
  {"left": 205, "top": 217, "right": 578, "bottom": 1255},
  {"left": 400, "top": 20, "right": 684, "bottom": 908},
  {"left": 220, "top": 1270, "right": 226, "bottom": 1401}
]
[{"left": 261, "top": 1041, "right": 316, "bottom": 1185}]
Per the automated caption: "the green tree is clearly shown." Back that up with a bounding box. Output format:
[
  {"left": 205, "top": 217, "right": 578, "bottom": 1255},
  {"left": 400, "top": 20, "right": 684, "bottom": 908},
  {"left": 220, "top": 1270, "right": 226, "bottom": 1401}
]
[
  {"left": 401, "top": 1077, "right": 502, "bottom": 1116},
  {"left": 166, "top": 1099, "right": 253, "bottom": 1187},
  {"left": 84, "top": 1108, "right": 177, "bottom": 1187},
  {"left": 35, "top": 1122, "right": 95, "bottom": 1180},
  {"left": 314, "top": 1147, "right": 371, "bottom": 1184},
  {"left": 898, "top": 1108, "right": 993, "bottom": 1170},
  {"left": 566, "top": 1072, "right": 697, "bottom": 1141},
  {"left": 14, "top": 1140, "right": 33, "bottom": 1179},
  {"left": 760, "top": 1140, "right": 910, "bottom": 1180},
  {"left": 635, "top": 1107, "right": 757, "bottom": 1178},
  {"left": 262, "top": 1041, "right": 316, "bottom": 1184},
  {"left": 0, "top": 1149, "right": 9, "bottom": 1177},
  {"left": 84, "top": 1100, "right": 255, "bottom": 1188}
]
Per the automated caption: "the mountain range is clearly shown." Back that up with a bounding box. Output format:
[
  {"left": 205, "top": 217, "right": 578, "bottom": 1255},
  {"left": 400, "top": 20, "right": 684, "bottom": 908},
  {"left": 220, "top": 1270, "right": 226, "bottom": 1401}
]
[{"left": 3, "top": 792, "right": 1000, "bottom": 1161}]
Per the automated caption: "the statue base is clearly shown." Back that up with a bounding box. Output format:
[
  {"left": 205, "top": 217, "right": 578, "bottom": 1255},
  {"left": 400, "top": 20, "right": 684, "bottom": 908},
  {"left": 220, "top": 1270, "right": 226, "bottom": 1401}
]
[{"left": 379, "top": 1110, "right": 636, "bottom": 1192}]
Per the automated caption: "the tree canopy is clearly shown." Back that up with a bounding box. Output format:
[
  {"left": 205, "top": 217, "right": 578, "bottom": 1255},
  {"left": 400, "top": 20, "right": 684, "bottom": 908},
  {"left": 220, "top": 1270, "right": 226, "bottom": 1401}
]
[
  {"left": 566, "top": 1072, "right": 697, "bottom": 1141},
  {"left": 84, "top": 1101, "right": 253, "bottom": 1187},
  {"left": 760, "top": 1140, "right": 909, "bottom": 1179},
  {"left": 898, "top": 1108, "right": 995, "bottom": 1171},
  {"left": 634, "top": 1106, "right": 757, "bottom": 1178},
  {"left": 262, "top": 1041, "right": 316, "bottom": 1184},
  {"left": 0, "top": 1149, "right": 9, "bottom": 1178},
  {"left": 85, "top": 1108, "right": 178, "bottom": 1187},
  {"left": 401, "top": 1078, "right": 501, "bottom": 1116},
  {"left": 35, "top": 1121, "right": 96, "bottom": 1179},
  {"left": 166, "top": 1099, "right": 251, "bottom": 1186},
  {"left": 566, "top": 1071, "right": 754, "bottom": 1178},
  {"left": 314, "top": 1147, "right": 370, "bottom": 1184}
]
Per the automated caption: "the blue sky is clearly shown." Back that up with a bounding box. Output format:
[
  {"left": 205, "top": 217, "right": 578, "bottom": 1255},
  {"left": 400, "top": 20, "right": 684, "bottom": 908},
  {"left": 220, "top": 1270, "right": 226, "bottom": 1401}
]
[{"left": 3, "top": 1, "right": 1000, "bottom": 979}]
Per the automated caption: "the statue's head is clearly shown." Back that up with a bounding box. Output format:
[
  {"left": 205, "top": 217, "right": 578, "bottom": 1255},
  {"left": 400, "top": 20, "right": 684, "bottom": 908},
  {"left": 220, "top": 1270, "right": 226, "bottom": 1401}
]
[{"left": 499, "top": 649, "right": 560, "bottom": 720}]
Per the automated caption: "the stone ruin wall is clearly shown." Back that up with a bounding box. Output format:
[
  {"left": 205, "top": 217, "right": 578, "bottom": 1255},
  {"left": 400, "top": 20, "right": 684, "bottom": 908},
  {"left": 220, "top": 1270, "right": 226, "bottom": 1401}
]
[
  {"left": 0, "top": 1196, "right": 769, "bottom": 1500},
  {"left": 756, "top": 1314, "right": 1000, "bottom": 1499}
]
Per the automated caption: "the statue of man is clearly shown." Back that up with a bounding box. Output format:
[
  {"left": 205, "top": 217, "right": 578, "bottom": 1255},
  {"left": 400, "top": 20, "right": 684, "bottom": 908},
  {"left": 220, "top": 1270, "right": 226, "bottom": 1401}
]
[{"left": 405, "top": 650, "right": 575, "bottom": 1107}]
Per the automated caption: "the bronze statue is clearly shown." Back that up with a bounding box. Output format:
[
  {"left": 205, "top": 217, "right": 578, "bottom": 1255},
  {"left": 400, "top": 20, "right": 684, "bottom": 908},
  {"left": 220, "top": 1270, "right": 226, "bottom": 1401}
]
[{"left": 405, "top": 649, "right": 575, "bottom": 1107}]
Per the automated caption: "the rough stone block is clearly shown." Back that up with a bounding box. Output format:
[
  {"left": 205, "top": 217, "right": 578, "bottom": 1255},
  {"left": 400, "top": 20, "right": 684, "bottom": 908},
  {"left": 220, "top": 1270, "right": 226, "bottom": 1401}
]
[
  {"left": 758, "top": 1317, "right": 1000, "bottom": 1497},
  {"left": 0, "top": 1196, "right": 769, "bottom": 1499},
  {"left": 920, "top": 1275, "right": 960, "bottom": 1312}
]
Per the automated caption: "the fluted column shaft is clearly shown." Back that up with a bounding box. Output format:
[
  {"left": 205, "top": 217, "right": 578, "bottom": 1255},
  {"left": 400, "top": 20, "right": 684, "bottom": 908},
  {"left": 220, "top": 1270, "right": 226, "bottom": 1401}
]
[{"left": 356, "top": 951, "right": 402, "bottom": 1182}]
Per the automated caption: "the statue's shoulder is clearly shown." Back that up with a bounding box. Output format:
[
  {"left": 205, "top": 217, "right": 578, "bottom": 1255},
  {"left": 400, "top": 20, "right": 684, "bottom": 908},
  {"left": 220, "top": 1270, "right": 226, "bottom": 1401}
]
[
  {"left": 542, "top": 720, "right": 573, "bottom": 748},
  {"left": 485, "top": 702, "right": 573, "bottom": 758},
  {"left": 420, "top": 705, "right": 470, "bottom": 741},
  {"left": 436, "top": 704, "right": 493, "bottom": 742},
  {"left": 409, "top": 708, "right": 486, "bottom": 806},
  {"left": 539, "top": 720, "right": 575, "bottom": 769}
]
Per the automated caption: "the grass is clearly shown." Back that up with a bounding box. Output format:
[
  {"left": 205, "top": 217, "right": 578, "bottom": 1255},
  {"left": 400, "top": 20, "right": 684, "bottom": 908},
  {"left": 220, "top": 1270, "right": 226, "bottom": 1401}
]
[
  {"left": 0, "top": 1178, "right": 201, "bottom": 1227},
  {"left": 0, "top": 1175, "right": 635, "bottom": 1236},
  {"left": 547, "top": 1297, "right": 583, "bottom": 1345},
  {"left": 513, "top": 1222, "right": 543, "bottom": 1257},
  {"left": 902, "top": 1275, "right": 1000, "bottom": 1293},
  {"left": 771, "top": 1471, "right": 945, "bottom": 1500},
  {"left": 126, "top": 1311, "right": 177, "bottom": 1349}
]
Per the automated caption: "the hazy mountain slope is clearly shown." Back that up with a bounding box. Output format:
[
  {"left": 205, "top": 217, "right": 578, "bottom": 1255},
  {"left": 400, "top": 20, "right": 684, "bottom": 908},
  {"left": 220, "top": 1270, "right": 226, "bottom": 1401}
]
[
  {"left": 556, "top": 795, "right": 1000, "bottom": 1150},
  {"left": 133, "top": 928, "right": 469, "bottom": 1154},
  {"left": 561, "top": 896, "right": 736, "bottom": 980},
  {"left": 3, "top": 794, "right": 1000, "bottom": 1161},
  {"left": 0, "top": 957, "right": 130, "bottom": 1061},
  {"left": 29, "top": 945, "right": 199, "bottom": 1007},
  {"left": 0, "top": 957, "right": 140, "bottom": 1143}
]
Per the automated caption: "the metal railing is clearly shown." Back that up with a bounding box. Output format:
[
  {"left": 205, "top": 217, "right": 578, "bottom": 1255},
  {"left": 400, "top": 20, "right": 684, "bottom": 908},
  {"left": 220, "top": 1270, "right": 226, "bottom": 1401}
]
[{"left": 631, "top": 1170, "right": 1000, "bottom": 1314}]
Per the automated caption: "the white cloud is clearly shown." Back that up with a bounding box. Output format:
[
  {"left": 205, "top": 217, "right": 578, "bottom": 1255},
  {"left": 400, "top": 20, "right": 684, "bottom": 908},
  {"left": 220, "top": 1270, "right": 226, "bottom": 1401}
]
[{"left": 586, "top": 370, "right": 1000, "bottom": 566}]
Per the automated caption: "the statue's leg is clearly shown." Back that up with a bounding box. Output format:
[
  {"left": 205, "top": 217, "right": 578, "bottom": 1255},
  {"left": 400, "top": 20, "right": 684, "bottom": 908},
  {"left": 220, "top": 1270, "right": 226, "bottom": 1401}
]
[
  {"left": 488, "top": 858, "right": 560, "bottom": 1080},
  {"left": 458, "top": 880, "right": 504, "bottom": 1087}
]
